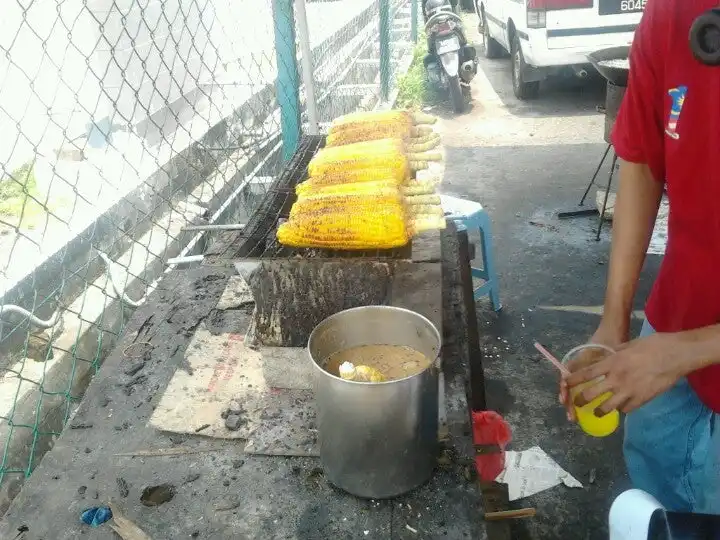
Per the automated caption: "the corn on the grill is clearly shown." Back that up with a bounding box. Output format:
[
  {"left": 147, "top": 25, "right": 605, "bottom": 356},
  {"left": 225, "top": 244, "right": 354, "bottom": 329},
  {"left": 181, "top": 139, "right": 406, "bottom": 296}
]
[
  {"left": 330, "top": 110, "right": 436, "bottom": 129},
  {"left": 296, "top": 178, "right": 399, "bottom": 198},
  {"left": 277, "top": 210, "right": 409, "bottom": 249},
  {"left": 308, "top": 138, "right": 441, "bottom": 186},
  {"left": 276, "top": 110, "right": 446, "bottom": 251},
  {"left": 326, "top": 110, "right": 437, "bottom": 147},
  {"left": 289, "top": 188, "right": 403, "bottom": 218}
]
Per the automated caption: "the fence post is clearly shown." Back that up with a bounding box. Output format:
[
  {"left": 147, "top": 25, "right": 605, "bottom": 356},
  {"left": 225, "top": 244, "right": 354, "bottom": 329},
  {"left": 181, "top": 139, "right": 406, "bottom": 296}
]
[
  {"left": 272, "top": 0, "right": 301, "bottom": 160},
  {"left": 295, "top": 0, "right": 320, "bottom": 135},
  {"left": 411, "top": 0, "right": 418, "bottom": 42},
  {"left": 379, "top": 0, "right": 391, "bottom": 102}
]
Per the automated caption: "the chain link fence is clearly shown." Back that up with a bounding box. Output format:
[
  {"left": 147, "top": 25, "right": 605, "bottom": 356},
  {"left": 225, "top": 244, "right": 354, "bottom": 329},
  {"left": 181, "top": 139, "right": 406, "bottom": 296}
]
[{"left": 0, "top": 0, "right": 418, "bottom": 514}]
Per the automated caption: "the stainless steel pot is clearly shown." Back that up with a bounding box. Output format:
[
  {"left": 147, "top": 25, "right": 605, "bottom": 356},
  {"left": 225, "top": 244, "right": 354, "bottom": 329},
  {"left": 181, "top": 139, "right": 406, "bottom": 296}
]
[{"left": 308, "top": 305, "right": 442, "bottom": 499}]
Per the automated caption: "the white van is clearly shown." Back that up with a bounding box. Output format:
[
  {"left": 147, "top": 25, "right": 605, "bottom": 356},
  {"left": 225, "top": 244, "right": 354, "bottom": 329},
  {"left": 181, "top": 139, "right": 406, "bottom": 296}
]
[{"left": 475, "top": 0, "right": 644, "bottom": 99}]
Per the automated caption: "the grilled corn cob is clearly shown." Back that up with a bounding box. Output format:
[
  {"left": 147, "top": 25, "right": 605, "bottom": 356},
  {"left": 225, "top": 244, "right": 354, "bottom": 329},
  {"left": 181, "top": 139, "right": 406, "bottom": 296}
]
[
  {"left": 289, "top": 188, "right": 403, "bottom": 218},
  {"left": 296, "top": 178, "right": 399, "bottom": 198},
  {"left": 326, "top": 110, "right": 437, "bottom": 147},
  {"left": 278, "top": 197, "right": 446, "bottom": 249},
  {"left": 330, "top": 110, "right": 436, "bottom": 129},
  {"left": 277, "top": 210, "right": 410, "bottom": 249},
  {"left": 308, "top": 139, "right": 440, "bottom": 185}
]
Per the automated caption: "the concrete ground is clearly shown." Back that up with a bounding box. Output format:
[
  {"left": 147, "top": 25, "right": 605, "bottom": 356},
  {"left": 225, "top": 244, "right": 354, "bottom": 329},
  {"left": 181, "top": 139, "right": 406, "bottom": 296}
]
[{"left": 433, "top": 13, "right": 662, "bottom": 540}]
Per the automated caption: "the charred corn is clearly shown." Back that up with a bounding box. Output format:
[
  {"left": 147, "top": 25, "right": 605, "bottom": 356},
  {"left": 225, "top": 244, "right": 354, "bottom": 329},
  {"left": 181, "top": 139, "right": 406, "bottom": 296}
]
[
  {"left": 326, "top": 110, "right": 437, "bottom": 147},
  {"left": 296, "top": 178, "right": 399, "bottom": 198},
  {"left": 309, "top": 138, "right": 408, "bottom": 178},
  {"left": 308, "top": 139, "right": 439, "bottom": 184},
  {"left": 277, "top": 210, "right": 410, "bottom": 249},
  {"left": 289, "top": 188, "right": 403, "bottom": 217},
  {"left": 330, "top": 110, "right": 436, "bottom": 130}
]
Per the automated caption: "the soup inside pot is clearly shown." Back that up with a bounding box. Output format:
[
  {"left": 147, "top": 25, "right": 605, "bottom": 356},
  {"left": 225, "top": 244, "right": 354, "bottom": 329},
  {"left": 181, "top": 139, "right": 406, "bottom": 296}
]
[{"left": 324, "top": 344, "right": 432, "bottom": 382}]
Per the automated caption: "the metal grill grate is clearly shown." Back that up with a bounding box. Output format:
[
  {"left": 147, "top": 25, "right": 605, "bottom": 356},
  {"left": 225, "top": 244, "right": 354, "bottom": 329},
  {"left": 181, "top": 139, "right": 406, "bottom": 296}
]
[{"left": 234, "top": 135, "right": 411, "bottom": 260}]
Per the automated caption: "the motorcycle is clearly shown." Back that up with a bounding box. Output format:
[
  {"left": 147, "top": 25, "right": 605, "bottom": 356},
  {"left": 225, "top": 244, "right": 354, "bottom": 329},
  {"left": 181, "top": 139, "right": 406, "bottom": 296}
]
[{"left": 423, "top": 0, "right": 477, "bottom": 113}]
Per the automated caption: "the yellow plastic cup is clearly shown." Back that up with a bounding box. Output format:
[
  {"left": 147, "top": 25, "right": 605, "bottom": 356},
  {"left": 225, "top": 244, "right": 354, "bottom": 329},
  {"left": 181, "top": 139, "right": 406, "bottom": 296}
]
[{"left": 562, "top": 344, "right": 620, "bottom": 438}]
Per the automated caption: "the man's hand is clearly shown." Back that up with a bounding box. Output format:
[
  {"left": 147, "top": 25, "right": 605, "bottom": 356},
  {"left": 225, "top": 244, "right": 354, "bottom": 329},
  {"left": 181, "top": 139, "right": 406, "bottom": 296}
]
[
  {"left": 558, "top": 323, "right": 628, "bottom": 421},
  {"left": 566, "top": 332, "right": 687, "bottom": 416}
]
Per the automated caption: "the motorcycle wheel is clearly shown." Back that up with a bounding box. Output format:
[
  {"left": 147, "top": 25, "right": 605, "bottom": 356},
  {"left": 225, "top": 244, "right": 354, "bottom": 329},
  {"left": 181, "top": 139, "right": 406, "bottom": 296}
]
[{"left": 448, "top": 75, "right": 465, "bottom": 113}]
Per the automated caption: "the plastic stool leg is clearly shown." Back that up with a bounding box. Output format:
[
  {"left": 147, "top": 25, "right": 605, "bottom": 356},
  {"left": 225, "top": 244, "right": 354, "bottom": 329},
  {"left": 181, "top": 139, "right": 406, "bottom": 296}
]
[{"left": 477, "top": 212, "right": 502, "bottom": 311}]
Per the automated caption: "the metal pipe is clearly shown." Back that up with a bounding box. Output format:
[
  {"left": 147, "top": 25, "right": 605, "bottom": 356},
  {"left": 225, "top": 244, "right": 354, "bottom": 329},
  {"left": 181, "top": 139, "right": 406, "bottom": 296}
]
[
  {"left": 272, "top": 0, "right": 301, "bottom": 160},
  {"left": 181, "top": 224, "right": 245, "bottom": 232},
  {"left": 379, "top": 0, "right": 391, "bottom": 101},
  {"left": 97, "top": 251, "right": 146, "bottom": 308},
  {"left": 295, "top": 0, "right": 320, "bottom": 135},
  {"left": 411, "top": 0, "right": 418, "bottom": 42},
  {"left": 0, "top": 304, "right": 61, "bottom": 329},
  {"left": 167, "top": 255, "right": 205, "bottom": 265}
]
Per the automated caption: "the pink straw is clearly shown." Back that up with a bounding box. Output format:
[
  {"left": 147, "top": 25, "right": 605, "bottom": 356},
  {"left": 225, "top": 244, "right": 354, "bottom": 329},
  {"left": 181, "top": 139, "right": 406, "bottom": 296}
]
[{"left": 534, "top": 342, "right": 570, "bottom": 376}]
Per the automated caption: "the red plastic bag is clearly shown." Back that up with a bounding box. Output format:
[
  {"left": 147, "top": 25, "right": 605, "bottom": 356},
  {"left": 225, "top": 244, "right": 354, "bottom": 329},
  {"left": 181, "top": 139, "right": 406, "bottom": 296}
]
[{"left": 472, "top": 411, "right": 512, "bottom": 483}]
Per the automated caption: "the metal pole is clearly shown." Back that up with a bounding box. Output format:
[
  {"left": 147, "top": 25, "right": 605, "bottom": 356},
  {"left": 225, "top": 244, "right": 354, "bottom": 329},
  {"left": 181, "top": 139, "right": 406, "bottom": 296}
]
[
  {"left": 295, "top": 0, "right": 319, "bottom": 135},
  {"left": 181, "top": 224, "right": 245, "bottom": 232},
  {"left": 272, "top": 0, "right": 301, "bottom": 160},
  {"left": 411, "top": 0, "right": 418, "bottom": 42},
  {"left": 379, "top": 0, "right": 391, "bottom": 102}
]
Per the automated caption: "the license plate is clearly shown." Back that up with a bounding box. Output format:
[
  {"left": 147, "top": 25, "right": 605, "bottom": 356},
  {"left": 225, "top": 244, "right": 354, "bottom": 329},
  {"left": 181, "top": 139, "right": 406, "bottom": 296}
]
[
  {"left": 436, "top": 36, "right": 460, "bottom": 55},
  {"left": 599, "top": 0, "right": 646, "bottom": 15}
]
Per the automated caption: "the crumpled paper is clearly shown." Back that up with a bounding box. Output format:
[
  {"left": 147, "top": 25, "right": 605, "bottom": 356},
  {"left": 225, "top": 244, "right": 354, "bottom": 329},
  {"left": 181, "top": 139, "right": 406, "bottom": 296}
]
[{"left": 495, "top": 446, "right": 583, "bottom": 501}]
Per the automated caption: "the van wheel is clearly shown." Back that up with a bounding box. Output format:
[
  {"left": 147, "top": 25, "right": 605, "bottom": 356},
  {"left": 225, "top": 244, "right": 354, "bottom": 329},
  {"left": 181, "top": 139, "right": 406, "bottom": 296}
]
[
  {"left": 511, "top": 34, "right": 540, "bottom": 100},
  {"left": 481, "top": 10, "right": 503, "bottom": 59}
]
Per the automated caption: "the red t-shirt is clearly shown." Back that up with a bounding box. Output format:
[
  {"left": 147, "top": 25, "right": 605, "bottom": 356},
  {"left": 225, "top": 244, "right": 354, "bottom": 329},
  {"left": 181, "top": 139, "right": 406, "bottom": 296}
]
[{"left": 612, "top": 0, "right": 720, "bottom": 412}]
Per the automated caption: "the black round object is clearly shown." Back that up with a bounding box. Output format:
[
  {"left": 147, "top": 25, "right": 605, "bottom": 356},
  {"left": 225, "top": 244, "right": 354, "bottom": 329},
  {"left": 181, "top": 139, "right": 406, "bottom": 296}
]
[{"left": 690, "top": 9, "right": 720, "bottom": 66}]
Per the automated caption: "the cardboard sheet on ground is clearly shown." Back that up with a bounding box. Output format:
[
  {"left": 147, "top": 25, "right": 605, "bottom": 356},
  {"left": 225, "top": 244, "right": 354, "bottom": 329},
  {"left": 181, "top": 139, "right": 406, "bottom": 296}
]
[
  {"left": 149, "top": 273, "right": 319, "bottom": 456},
  {"left": 495, "top": 446, "right": 583, "bottom": 501},
  {"left": 148, "top": 326, "right": 318, "bottom": 455}
]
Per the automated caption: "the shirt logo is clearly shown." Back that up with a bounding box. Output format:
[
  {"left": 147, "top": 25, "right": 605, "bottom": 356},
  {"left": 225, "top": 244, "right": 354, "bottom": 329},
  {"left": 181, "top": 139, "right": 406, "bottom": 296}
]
[{"left": 665, "top": 85, "right": 687, "bottom": 140}]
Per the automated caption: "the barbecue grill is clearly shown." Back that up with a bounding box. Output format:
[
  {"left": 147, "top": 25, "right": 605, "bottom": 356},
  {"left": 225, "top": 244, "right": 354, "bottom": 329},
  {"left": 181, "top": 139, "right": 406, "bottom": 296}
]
[
  {"left": 220, "top": 135, "right": 411, "bottom": 260},
  {"left": 589, "top": 46, "right": 630, "bottom": 143},
  {"left": 558, "top": 46, "right": 630, "bottom": 241}
]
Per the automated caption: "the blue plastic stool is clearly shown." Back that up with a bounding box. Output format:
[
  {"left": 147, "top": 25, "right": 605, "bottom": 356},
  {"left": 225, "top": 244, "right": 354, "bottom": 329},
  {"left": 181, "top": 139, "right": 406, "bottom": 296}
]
[{"left": 441, "top": 195, "right": 502, "bottom": 311}]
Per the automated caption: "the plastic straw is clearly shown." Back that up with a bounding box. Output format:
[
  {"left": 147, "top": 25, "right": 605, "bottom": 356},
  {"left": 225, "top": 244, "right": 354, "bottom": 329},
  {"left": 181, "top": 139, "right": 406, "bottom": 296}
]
[{"left": 534, "top": 342, "right": 570, "bottom": 376}]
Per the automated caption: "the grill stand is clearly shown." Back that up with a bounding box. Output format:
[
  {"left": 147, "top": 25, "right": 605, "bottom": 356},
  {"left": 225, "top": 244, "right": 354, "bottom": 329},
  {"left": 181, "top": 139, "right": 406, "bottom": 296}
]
[
  {"left": 558, "top": 77, "right": 626, "bottom": 241},
  {"left": 558, "top": 144, "right": 618, "bottom": 241}
]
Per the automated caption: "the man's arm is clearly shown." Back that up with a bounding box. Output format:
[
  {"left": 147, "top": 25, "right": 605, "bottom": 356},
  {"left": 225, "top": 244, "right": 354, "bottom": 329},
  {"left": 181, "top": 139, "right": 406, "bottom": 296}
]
[
  {"left": 568, "top": 323, "right": 720, "bottom": 414},
  {"left": 598, "top": 0, "right": 667, "bottom": 339},
  {"left": 600, "top": 161, "right": 663, "bottom": 337}
]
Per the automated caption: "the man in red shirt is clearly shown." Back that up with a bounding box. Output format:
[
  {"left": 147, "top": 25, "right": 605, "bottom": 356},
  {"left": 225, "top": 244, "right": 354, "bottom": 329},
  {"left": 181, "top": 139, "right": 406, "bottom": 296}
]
[{"left": 559, "top": 1, "right": 720, "bottom": 513}]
